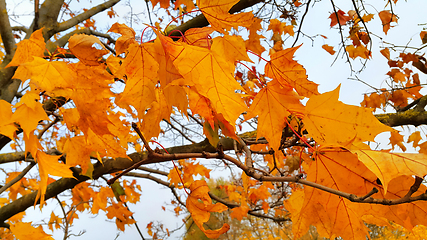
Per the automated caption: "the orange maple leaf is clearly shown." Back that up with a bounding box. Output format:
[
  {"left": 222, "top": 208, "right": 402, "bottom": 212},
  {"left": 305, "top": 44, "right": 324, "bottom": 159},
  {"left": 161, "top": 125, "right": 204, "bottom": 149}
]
[
  {"left": 10, "top": 222, "right": 53, "bottom": 240},
  {"left": 68, "top": 34, "right": 109, "bottom": 66},
  {"left": 0, "top": 100, "right": 18, "bottom": 140},
  {"left": 329, "top": 10, "right": 352, "bottom": 27},
  {"left": 265, "top": 46, "right": 319, "bottom": 97},
  {"left": 379, "top": 10, "right": 398, "bottom": 34},
  {"left": 13, "top": 57, "right": 75, "bottom": 94},
  {"left": 108, "top": 23, "right": 137, "bottom": 55},
  {"left": 212, "top": 35, "right": 252, "bottom": 63},
  {"left": 380, "top": 47, "right": 390, "bottom": 60},
  {"left": 322, "top": 44, "right": 336, "bottom": 55},
  {"left": 287, "top": 146, "right": 427, "bottom": 239},
  {"left": 246, "top": 80, "right": 304, "bottom": 150},
  {"left": 182, "top": 27, "right": 214, "bottom": 47},
  {"left": 304, "top": 86, "right": 394, "bottom": 146},
  {"left": 230, "top": 204, "right": 249, "bottom": 220},
  {"left": 35, "top": 150, "right": 75, "bottom": 206},
  {"left": 346, "top": 45, "right": 371, "bottom": 59},
  {"left": 6, "top": 28, "right": 45, "bottom": 68},
  {"left": 174, "top": 0, "right": 196, "bottom": 11},
  {"left": 115, "top": 42, "right": 158, "bottom": 119},
  {"left": 150, "top": 0, "right": 170, "bottom": 9},
  {"left": 164, "top": 37, "right": 247, "bottom": 125},
  {"left": 197, "top": 0, "right": 254, "bottom": 33},
  {"left": 186, "top": 180, "right": 230, "bottom": 238},
  {"left": 407, "top": 131, "right": 422, "bottom": 148},
  {"left": 245, "top": 17, "right": 265, "bottom": 55},
  {"left": 12, "top": 91, "right": 49, "bottom": 137}
]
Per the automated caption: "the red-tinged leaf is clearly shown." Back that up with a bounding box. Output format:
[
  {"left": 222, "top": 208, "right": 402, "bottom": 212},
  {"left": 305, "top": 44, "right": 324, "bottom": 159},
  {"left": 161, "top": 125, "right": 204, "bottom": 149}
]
[
  {"left": 246, "top": 80, "right": 304, "bottom": 150},
  {"left": 304, "top": 86, "right": 394, "bottom": 145},
  {"left": 197, "top": 0, "right": 254, "bottom": 33},
  {"left": 183, "top": 27, "right": 214, "bottom": 47},
  {"left": 329, "top": 10, "right": 352, "bottom": 27},
  {"left": 6, "top": 28, "right": 45, "bottom": 68},
  {"left": 379, "top": 10, "right": 398, "bottom": 34},
  {"left": 265, "top": 46, "right": 319, "bottom": 97},
  {"left": 68, "top": 34, "right": 109, "bottom": 66},
  {"left": 186, "top": 180, "right": 230, "bottom": 238},
  {"left": 10, "top": 222, "right": 53, "bottom": 240},
  {"left": 322, "top": 44, "right": 335, "bottom": 55},
  {"left": 108, "top": 23, "right": 137, "bottom": 54}
]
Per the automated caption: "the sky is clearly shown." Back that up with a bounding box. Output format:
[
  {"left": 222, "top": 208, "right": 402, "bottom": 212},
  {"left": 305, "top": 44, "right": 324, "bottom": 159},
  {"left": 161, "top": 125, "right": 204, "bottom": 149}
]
[{"left": 2, "top": 0, "right": 427, "bottom": 239}]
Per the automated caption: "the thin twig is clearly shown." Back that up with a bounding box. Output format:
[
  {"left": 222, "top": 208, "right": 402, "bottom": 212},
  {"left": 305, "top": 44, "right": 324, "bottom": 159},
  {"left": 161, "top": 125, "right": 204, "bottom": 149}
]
[{"left": 0, "top": 162, "right": 36, "bottom": 195}]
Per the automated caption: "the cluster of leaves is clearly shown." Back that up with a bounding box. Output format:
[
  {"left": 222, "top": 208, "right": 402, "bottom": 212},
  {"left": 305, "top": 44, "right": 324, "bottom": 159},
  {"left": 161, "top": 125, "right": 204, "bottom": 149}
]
[{"left": 1, "top": 0, "right": 427, "bottom": 239}]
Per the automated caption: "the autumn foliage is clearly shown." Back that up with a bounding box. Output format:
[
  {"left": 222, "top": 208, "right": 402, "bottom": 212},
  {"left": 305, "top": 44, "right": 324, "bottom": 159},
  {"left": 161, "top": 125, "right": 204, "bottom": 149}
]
[{"left": 1, "top": 0, "right": 427, "bottom": 239}]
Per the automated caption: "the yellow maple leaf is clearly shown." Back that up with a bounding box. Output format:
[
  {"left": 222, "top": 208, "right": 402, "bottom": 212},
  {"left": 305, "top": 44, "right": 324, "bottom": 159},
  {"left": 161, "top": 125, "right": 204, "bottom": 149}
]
[
  {"left": 10, "top": 222, "right": 53, "bottom": 240},
  {"left": 246, "top": 80, "right": 304, "bottom": 150},
  {"left": 389, "top": 131, "right": 407, "bottom": 151},
  {"left": 12, "top": 91, "right": 49, "bottom": 137},
  {"left": 211, "top": 35, "right": 252, "bottom": 63},
  {"left": 407, "top": 131, "right": 422, "bottom": 148},
  {"left": 13, "top": 57, "right": 75, "bottom": 94},
  {"left": 63, "top": 136, "right": 93, "bottom": 176},
  {"left": 197, "top": 0, "right": 254, "bottom": 33},
  {"left": 167, "top": 38, "right": 247, "bottom": 125},
  {"left": 304, "top": 85, "right": 394, "bottom": 145},
  {"left": 265, "top": 46, "right": 319, "bottom": 97},
  {"left": 245, "top": 17, "right": 265, "bottom": 55},
  {"left": 186, "top": 180, "right": 230, "bottom": 238},
  {"left": 0, "top": 100, "right": 18, "bottom": 139},
  {"left": 35, "top": 150, "right": 75, "bottom": 206},
  {"left": 346, "top": 45, "right": 371, "bottom": 59},
  {"left": 139, "top": 88, "right": 172, "bottom": 140},
  {"left": 6, "top": 28, "right": 45, "bottom": 68},
  {"left": 115, "top": 42, "right": 158, "bottom": 119},
  {"left": 352, "top": 143, "right": 427, "bottom": 193}
]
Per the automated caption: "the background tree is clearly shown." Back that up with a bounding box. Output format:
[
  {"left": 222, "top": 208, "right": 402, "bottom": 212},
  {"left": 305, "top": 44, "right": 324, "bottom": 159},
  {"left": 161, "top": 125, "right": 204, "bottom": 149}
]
[{"left": 1, "top": 0, "right": 427, "bottom": 239}]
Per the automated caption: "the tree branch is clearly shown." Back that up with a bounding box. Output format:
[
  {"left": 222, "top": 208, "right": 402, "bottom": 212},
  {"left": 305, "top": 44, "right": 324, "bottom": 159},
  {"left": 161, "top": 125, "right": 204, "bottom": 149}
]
[
  {"left": 166, "top": 0, "right": 263, "bottom": 37},
  {"left": 55, "top": 0, "right": 120, "bottom": 33}
]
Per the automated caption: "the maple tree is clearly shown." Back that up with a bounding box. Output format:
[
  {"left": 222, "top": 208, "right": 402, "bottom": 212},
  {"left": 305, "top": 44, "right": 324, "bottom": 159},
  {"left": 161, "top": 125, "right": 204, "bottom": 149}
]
[{"left": 1, "top": 0, "right": 427, "bottom": 239}]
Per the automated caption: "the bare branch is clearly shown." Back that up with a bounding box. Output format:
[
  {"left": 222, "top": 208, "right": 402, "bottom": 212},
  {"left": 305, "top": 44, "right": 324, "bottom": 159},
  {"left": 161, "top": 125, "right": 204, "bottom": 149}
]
[{"left": 56, "top": 0, "right": 121, "bottom": 33}]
